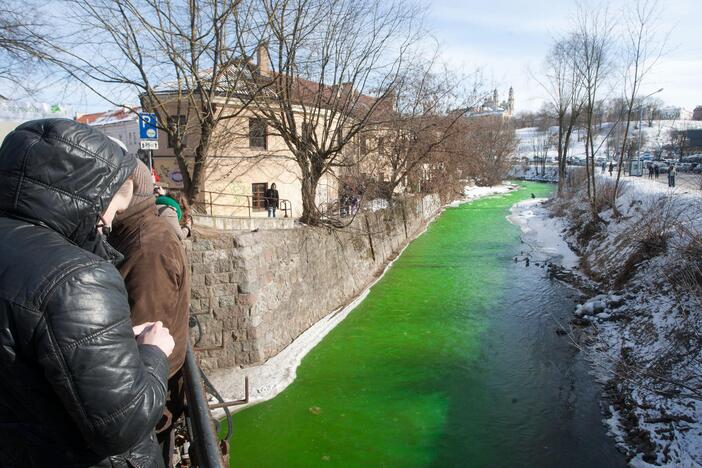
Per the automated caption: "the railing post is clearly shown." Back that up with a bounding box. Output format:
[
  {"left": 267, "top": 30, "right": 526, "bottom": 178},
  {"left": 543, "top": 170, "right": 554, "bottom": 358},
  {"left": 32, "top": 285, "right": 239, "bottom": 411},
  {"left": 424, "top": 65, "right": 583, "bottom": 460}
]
[{"left": 183, "top": 343, "right": 225, "bottom": 468}]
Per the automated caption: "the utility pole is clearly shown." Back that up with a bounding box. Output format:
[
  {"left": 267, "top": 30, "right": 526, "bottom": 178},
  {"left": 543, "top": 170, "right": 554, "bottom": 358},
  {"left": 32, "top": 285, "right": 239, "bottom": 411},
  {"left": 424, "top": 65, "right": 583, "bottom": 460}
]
[{"left": 637, "top": 88, "right": 664, "bottom": 161}]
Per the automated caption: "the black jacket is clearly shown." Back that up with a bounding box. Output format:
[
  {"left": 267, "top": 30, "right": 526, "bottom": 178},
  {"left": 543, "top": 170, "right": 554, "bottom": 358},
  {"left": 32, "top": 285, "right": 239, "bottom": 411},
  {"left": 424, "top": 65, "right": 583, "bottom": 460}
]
[
  {"left": 264, "top": 188, "right": 279, "bottom": 208},
  {"left": 0, "top": 119, "right": 169, "bottom": 467}
]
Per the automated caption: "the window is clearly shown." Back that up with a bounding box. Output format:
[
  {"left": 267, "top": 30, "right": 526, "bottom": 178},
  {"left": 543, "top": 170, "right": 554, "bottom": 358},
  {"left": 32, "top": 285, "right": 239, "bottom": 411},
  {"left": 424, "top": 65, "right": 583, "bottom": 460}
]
[
  {"left": 249, "top": 118, "right": 267, "bottom": 149},
  {"left": 168, "top": 115, "right": 188, "bottom": 148},
  {"left": 252, "top": 182, "right": 268, "bottom": 210}
]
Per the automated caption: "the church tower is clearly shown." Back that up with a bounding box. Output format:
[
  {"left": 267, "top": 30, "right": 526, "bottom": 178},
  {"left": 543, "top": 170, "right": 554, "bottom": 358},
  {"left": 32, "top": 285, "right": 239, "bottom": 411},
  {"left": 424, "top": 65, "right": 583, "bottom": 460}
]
[
  {"left": 507, "top": 86, "right": 514, "bottom": 115},
  {"left": 493, "top": 88, "right": 499, "bottom": 107}
]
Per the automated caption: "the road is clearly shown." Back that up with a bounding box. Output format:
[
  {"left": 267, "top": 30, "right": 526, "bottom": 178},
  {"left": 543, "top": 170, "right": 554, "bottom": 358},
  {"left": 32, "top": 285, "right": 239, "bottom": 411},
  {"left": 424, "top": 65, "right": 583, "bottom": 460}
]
[{"left": 635, "top": 172, "right": 701, "bottom": 190}]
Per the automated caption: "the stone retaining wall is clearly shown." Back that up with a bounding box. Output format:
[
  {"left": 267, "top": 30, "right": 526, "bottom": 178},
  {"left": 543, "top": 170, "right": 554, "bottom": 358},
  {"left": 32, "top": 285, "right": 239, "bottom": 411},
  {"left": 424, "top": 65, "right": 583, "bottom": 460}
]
[{"left": 186, "top": 194, "right": 441, "bottom": 369}]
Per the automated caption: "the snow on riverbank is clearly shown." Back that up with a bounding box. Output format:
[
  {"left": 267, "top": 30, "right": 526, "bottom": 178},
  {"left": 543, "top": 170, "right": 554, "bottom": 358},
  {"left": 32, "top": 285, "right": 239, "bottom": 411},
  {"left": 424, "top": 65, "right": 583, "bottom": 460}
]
[
  {"left": 520, "top": 173, "right": 702, "bottom": 466},
  {"left": 209, "top": 183, "right": 517, "bottom": 413},
  {"left": 507, "top": 198, "right": 579, "bottom": 270},
  {"left": 508, "top": 165, "right": 558, "bottom": 183}
]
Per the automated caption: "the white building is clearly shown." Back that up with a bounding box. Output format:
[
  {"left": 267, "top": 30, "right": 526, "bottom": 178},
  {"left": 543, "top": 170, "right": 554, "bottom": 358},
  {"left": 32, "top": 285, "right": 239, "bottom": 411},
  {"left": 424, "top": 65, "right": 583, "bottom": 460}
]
[
  {"left": 658, "top": 106, "right": 692, "bottom": 121},
  {"left": 76, "top": 107, "right": 141, "bottom": 160}
]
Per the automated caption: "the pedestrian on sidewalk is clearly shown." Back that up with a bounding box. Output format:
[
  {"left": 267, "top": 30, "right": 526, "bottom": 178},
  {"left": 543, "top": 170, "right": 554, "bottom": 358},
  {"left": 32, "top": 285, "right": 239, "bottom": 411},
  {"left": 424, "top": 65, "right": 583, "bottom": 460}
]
[
  {"left": 601, "top": 161, "right": 606, "bottom": 174},
  {"left": 654, "top": 164, "right": 660, "bottom": 179},
  {"left": 265, "top": 183, "right": 279, "bottom": 218},
  {"left": 668, "top": 165, "right": 677, "bottom": 188},
  {"left": 0, "top": 119, "right": 174, "bottom": 467},
  {"left": 648, "top": 164, "right": 654, "bottom": 179},
  {"left": 608, "top": 162, "right": 614, "bottom": 176}
]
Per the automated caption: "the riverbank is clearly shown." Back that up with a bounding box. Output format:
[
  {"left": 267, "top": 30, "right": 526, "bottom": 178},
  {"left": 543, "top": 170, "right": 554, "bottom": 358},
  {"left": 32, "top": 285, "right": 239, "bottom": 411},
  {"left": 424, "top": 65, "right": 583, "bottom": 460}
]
[
  {"left": 514, "top": 175, "right": 702, "bottom": 467},
  {"left": 508, "top": 164, "right": 558, "bottom": 182},
  {"left": 209, "top": 183, "right": 519, "bottom": 413}
]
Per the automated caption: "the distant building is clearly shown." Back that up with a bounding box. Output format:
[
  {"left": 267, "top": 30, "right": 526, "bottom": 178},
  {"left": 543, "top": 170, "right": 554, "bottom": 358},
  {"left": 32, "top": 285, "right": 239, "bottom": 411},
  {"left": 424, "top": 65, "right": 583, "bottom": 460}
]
[
  {"left": 658, "top": 106, "right": 692, "bottom": 120},
  {"left": 693, "top": 106, "right": 702, "bottom": 121},
  {"left": 686, "top": 129, "right": 702, "bottom": 154},
  {"left": 76, "top": 107, "right": 141, "bottom": 160},
  {"left": 467, "top": 87, "right": 514, "bottom": 118}
]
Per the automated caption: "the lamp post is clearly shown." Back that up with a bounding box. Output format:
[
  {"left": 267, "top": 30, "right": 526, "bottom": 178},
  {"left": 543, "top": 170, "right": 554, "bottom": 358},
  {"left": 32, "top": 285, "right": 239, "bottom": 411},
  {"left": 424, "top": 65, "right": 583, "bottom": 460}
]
[{"left": 637, "top": 88, "right": 664, "bottom": 160}]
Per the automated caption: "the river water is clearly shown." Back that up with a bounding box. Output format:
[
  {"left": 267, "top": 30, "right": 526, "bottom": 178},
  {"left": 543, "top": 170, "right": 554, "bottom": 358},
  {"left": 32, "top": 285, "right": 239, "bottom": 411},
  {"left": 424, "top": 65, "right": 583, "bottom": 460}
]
[{"left": 228, "top": 182, "right": 625, "bottom": 467}]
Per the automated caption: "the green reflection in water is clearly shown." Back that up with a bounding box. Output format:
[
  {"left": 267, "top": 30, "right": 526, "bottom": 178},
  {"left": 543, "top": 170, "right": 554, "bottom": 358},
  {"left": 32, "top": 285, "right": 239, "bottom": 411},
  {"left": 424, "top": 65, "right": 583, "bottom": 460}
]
[{"left": 229, "top": 182, "right": 554, "bottom": 467}]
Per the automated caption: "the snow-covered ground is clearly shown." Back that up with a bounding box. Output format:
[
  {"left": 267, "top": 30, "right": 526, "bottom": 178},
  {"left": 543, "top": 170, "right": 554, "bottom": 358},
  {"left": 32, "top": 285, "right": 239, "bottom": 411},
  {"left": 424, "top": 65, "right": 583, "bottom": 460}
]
[
  {"left": 516, "top": 119, "right": 702, "bottom": 163},
  {"left": 508, "top": 165, "right": 558, "bottom": 182},
  {"left": 518, "top": 172, "right": 702, "bottom": 466},
  {"left": 209, "top": 183, "right": 518, "bottom": 414}
]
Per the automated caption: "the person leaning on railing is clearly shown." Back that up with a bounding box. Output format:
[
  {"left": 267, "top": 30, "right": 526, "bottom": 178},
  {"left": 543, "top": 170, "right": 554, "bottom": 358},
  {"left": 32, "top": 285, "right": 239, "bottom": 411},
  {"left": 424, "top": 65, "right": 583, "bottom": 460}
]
[{"left": 0, "top": 119, "right": 174, "bottom": 467}]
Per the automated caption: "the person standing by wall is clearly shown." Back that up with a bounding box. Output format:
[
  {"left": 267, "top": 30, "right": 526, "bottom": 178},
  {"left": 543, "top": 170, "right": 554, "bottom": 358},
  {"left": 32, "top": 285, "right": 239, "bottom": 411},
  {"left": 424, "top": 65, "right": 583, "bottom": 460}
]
[
  {"left": 265, "top": 183, "right": 280, "bottom": 218},
  {"left": 0, "top": 119, "right": 174, "bottom": 467}
]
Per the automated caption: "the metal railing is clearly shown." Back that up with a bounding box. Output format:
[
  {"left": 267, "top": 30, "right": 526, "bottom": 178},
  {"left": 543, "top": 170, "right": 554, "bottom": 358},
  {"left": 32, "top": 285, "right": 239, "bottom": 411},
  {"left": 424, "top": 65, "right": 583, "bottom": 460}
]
[
  {"left": 182, "top": 343, "right": 225, "bottom": 468},
  {"left": 200, "top": 190, "right": 292, "bottom": 219}
]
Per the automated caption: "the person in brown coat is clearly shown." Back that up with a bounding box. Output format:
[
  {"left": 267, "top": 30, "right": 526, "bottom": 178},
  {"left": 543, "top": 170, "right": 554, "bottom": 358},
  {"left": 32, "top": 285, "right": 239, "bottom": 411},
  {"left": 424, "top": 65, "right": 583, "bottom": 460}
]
[{"left": 107, "top": 160, "right": 190, "bottom": 445}]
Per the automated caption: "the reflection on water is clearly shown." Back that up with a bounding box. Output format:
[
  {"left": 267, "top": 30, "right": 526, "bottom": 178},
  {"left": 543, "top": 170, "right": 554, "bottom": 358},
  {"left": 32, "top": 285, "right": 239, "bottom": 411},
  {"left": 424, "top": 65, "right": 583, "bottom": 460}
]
[{"left": 229, "top": 182, "right": 625, "bottom": 468}]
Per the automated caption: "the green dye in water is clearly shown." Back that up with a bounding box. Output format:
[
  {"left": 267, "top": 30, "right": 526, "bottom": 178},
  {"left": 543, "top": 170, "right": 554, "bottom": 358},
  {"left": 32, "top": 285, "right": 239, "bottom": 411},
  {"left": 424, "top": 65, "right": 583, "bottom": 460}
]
[{"left": 227, "top": 182, "right": 620, "bottom": 467}]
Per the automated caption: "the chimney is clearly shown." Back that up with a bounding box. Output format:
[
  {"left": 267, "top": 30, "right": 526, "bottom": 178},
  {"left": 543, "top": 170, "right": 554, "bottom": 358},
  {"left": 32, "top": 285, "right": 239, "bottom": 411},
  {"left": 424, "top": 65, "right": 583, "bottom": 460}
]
[{"left": 256, "top": 41, "right": 270, "bottom": 75}]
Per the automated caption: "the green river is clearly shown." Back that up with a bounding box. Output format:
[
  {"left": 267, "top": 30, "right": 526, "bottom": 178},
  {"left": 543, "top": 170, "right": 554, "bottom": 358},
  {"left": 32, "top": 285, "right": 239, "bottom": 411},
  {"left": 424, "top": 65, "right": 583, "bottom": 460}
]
[{"left": 228, "top": 182, "right": 625, "bottom": 467}]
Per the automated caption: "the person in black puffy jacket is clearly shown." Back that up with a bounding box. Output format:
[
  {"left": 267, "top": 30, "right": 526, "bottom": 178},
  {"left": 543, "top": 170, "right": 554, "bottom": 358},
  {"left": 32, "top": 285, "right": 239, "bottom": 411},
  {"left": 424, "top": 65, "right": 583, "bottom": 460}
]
[{"left": 0, "top": 119, "right": 175, "bottom": 468}]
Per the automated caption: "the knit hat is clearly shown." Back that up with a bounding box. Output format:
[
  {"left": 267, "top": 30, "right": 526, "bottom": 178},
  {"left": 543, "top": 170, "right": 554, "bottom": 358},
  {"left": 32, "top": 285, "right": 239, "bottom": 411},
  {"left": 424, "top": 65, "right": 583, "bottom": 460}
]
[{"left": 129, "top": 159, "right": 154, "bottom": 207}]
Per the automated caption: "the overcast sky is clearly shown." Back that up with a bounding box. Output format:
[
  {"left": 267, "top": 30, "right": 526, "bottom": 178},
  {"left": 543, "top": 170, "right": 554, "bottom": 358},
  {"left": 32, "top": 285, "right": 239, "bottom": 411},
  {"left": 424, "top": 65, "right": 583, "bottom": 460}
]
[{"left": 426, "top": 0, "right": 702, "bottom": 113}]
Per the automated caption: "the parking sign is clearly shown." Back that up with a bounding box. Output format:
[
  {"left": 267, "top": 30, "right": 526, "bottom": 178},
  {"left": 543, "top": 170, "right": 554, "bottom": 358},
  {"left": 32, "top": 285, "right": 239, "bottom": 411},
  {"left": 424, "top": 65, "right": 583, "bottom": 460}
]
[{"left": 139, "top": 113, "right": 158, "bottom": 140}]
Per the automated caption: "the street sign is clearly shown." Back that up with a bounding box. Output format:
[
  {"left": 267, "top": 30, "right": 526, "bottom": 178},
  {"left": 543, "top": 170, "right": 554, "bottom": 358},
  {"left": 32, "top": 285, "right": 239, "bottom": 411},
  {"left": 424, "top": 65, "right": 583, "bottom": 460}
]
[
  {"left": 139, "top": 113, "right": 158, "bottom": 140},
  {"left": 140, "top": 140, "right": 159, "bottom": 150}
]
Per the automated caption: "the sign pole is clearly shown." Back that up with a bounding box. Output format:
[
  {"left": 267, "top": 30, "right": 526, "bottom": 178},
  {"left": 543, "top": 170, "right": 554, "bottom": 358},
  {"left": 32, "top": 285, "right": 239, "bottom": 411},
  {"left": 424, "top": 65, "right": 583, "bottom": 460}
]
[{"left": 149, "top": 150, "right": 153, "bottom": 172}]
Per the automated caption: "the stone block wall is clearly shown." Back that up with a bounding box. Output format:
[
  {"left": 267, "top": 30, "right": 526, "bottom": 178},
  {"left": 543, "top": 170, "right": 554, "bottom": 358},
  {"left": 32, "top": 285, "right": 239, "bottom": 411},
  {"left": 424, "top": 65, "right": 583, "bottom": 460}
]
[{"left": 187, "top": 194, "right": 441, "bottom": 369}]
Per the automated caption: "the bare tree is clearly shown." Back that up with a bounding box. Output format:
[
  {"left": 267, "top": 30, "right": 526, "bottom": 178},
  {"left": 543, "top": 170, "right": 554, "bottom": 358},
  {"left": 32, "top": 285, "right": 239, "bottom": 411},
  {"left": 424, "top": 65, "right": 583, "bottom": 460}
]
[
  {"left": 667, "top": 127, "right": 689, "bottom": 160},
  {"left": 0, "top": 0, "right": 54, "bottom": 93},
  {"left": 47, "top": 0, "right": 267, "bottom": 203},
  {"left": 234, "top": 0, "right": 423, "bottom": 225},
  {"left": 366, "top": 59, "right": 485, "bottom": 202},
  {"left": 536, "top": 34, "right": 585, "bottom": 195},
  {"left": 458, "top": 116, "right": 517, "bottom": 186},
  {"left": 573, "top": 1, "right": 615, "bottom": 213},
  {"left": 613, "top": 0, "right": 666, "bottom": 206}
]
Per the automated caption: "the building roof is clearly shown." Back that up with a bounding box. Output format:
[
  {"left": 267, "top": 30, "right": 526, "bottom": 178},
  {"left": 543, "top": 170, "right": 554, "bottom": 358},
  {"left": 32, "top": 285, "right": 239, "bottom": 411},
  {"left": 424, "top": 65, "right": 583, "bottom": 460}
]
[{"left": 76, "top": 107, "right": 140, "bottom": 126}]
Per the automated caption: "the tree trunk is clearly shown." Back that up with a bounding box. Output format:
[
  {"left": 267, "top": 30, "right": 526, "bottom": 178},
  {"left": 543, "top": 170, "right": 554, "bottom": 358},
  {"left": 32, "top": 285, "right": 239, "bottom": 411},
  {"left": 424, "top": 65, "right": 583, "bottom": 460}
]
[
  {"left": 614, "top": 111, "right": 633, "bottom": 205},
  {"left": 557, "top": 115, "right": 565, "bottom": 196},
  {"left": 299, "top": 155, "right": 322, "bottom": 225},
  {"left": 188, "top": 120, "right": 214, "bottom": 205}
]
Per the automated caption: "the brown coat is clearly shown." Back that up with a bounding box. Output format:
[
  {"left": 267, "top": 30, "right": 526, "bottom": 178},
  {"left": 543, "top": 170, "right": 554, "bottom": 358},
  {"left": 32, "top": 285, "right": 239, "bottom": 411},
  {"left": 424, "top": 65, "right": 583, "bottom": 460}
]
[{"left": 109, "top": 199, "right": 190, "bottom": 378}]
